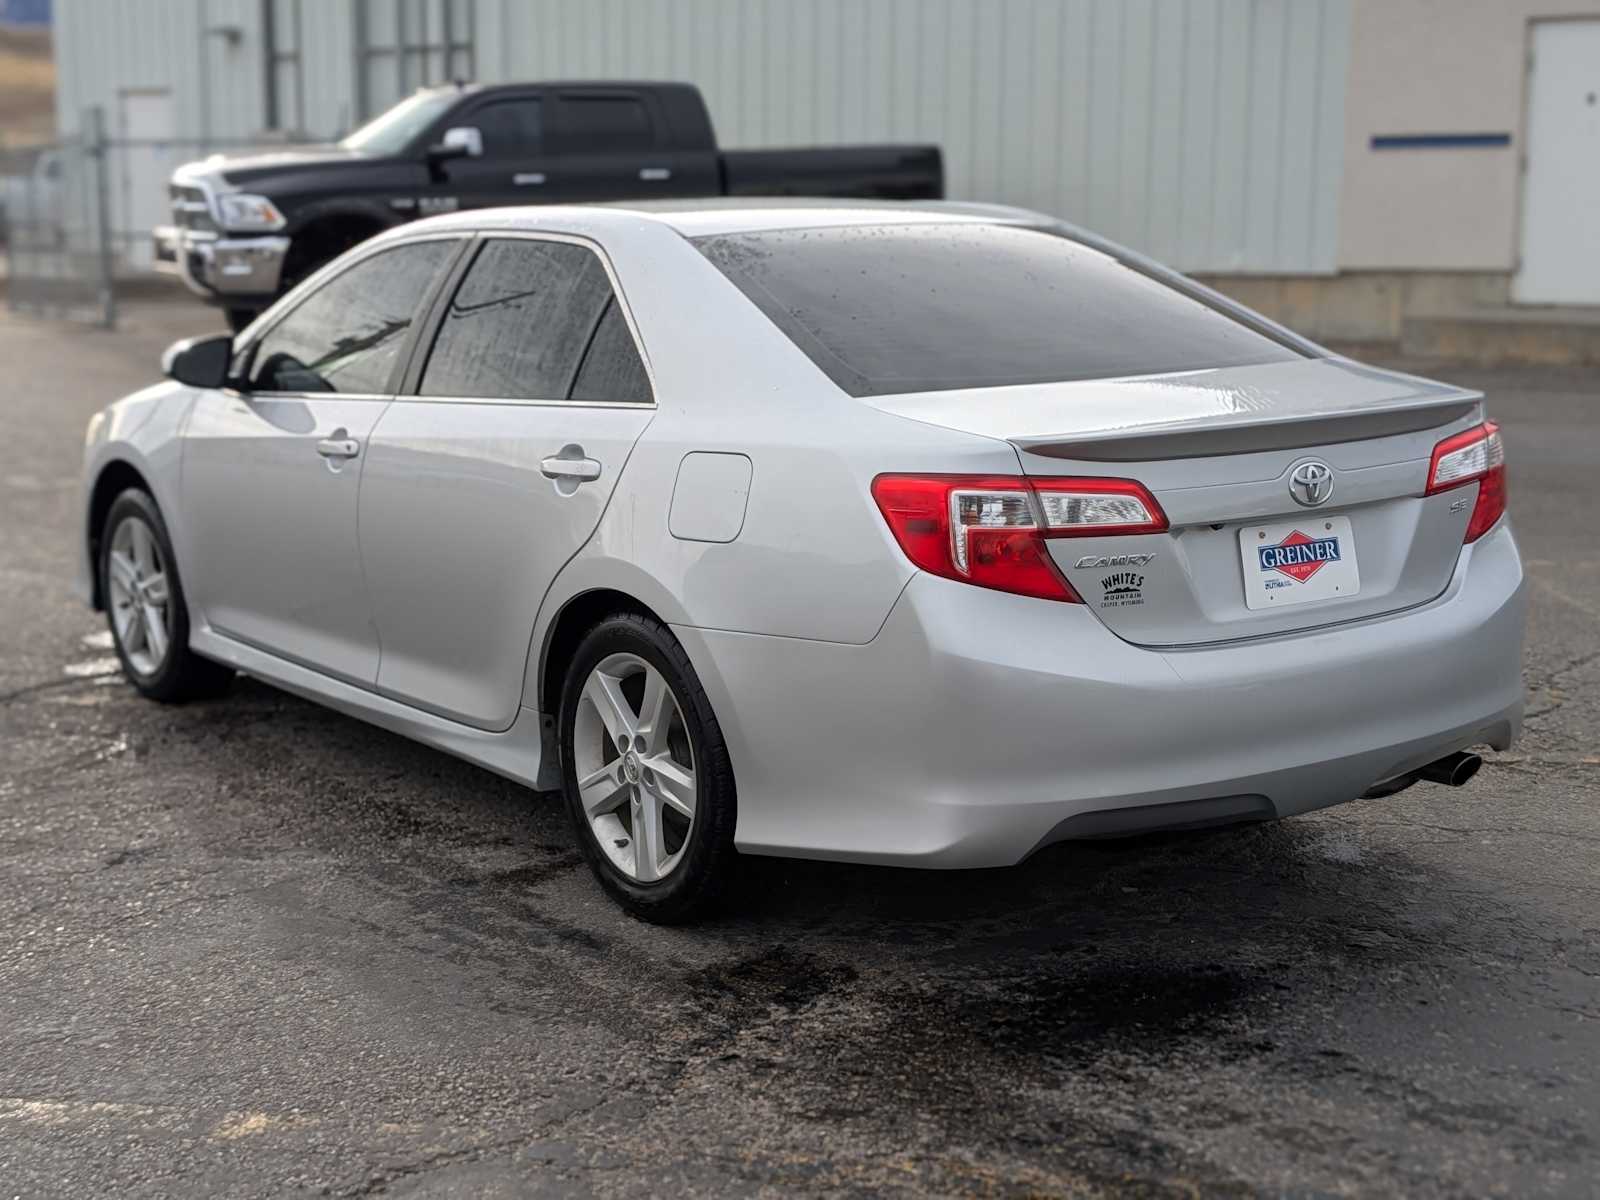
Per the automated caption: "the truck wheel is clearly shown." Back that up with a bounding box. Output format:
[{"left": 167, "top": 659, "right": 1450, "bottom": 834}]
[{"left": 278, "top": 221, "right": 380, "bottom": 295}]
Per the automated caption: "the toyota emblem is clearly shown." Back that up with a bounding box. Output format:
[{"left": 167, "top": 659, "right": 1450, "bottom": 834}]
[{"left": 1288, "top": 459, "right": 1335, "bottom": 507}]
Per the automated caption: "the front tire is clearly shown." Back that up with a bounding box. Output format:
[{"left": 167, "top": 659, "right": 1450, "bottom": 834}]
[
  {"left": 559, "top": 612, "right": 737, "bottom": 923},
  {"left": 100, "top": 488, "right": 233, "bottom": 703}
]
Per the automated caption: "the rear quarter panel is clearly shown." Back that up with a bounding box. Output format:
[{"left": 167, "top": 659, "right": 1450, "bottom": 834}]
[{"left": 518, "top": 221, "right": 1020, "bottom": 707}]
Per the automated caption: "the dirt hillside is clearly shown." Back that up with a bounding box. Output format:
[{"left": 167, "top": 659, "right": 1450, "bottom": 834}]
[{"left": 0, "top": 24, "right": 55, "bottom": 148}]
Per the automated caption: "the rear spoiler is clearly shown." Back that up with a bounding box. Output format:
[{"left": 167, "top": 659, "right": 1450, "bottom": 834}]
[{"left": 1016, "top": 391, "right": 1481, "bottom": 463}]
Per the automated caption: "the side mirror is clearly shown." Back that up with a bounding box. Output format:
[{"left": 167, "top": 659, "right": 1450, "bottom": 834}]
[
  {"left": 428, "top": 125, "right": 482, "bottom": 162},
  {"left": 162, "top": 334, "right": 233, "bottom": 389}
]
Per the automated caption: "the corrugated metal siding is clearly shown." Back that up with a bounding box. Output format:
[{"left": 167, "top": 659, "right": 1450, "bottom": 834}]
[
  {"left": 486, "top": 0, "right": 1349, "bottom": 273},
  {"left": 55, "top": 0, "right": 269, "bottom": 144},
  {"left": 53, "top": 0, "right": 1350, "bottom": 273},
  {"left": 302, "top": 6, "right": 358, "bottom": 137}
]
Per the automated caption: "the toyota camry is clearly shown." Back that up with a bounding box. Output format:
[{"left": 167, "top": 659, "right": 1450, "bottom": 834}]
[{"left": 76, "top": 201, "right": 1526, "bottom": 921}]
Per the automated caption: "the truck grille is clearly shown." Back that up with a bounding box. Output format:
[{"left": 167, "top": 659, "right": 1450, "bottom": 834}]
[{"left": 169, "top": 184, "right": 217, "bottom": 233}]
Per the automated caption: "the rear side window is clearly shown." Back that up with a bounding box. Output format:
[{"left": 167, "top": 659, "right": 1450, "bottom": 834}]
[
  {"left": 559, "top": 94, "right": 655, "bottom": 153},
  {"left": 472, "top": 97, "right": 543, "bottom": 157},
  {"left": 570, "top": 300, "right": 652, "bottom": 404},
  {"left": 419, "top": 238, "right": 651, "bottom": 403},
  {"left": 695, "top": 223, "right": 1308, "bottom": 397}
]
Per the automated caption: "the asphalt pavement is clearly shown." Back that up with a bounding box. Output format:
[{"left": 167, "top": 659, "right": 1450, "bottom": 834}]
[{"left": 2, "top": 299, "right": 1597, "bottom": 1197}]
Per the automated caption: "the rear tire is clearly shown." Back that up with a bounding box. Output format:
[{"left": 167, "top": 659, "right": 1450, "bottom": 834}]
[
  {"left": 100, "top": 488, "right": 233, "bottom": 703},
  {"left": 559, "top": 612, "right": 737, "bottom": 923}
]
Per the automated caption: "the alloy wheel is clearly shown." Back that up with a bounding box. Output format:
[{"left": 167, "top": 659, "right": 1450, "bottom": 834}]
[
  {"left": 572, "top": 652, "right": 698, "bottom": 883},
  {"left": 107, "top": 514, "right": 172, "bottom": 677}
]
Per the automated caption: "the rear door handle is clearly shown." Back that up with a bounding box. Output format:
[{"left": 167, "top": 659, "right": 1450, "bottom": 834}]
[
  {"left": 540, "top": 455, "right": 602, "bottom": 482},
  {"left": 639, "top": 167, "right": 672, "bottom": 182},
  {"left": 316, "top": 436, "right": 360, "bottom": 460},
  {"left": 512, "top": 172, "right": 546, "bottom": 186}
]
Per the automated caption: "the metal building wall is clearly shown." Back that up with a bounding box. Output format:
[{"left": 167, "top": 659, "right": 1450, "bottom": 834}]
[
  {"left": 52, "top": 0, "right": 1351, "bottom": 275},
  {"left": 54, "top": 0, "right": 268, "bottom": 143},
  {"left": 477, "top": 0, "right": 1351, "bottom": 274}
]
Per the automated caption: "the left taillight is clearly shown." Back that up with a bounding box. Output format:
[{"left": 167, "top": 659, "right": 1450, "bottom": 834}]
[
  {"left": 870, "top": 474, "right": 1167, "bottom": 603},
  {"left": 1427, "top": 422, "right": 1506, "bottom": 543}
]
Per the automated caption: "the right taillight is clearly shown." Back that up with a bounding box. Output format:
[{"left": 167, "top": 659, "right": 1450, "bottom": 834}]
[{"left": 1427, "top": 421, "right": 1506, "bottom": 543}]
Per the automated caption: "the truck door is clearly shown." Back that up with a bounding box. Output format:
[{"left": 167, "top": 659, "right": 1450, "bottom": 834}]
[
  {"left": 433, "top": 92, "right": 565, "bottom": 210},
  {"left": 551, "top": 89, "right": 715, "bottom": 201}
]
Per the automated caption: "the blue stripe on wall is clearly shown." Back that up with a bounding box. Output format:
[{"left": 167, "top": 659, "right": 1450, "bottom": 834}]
[
  {"left": 0, "top": 0, "right": 50, "bottom": 23},
  {"left": 1371, "top": 133, "right": 1512, "bottom": 150}
]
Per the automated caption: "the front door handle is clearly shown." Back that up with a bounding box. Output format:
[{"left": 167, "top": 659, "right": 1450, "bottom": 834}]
[
  {"left": 639, "top": 167, "right": 672, "bottom": 182},
  {"left": 512, "top": 172, "right": 546, "bottom": 186},
  {"left": 540, "top": 455, "right": 602, "bottom": 482},
  {"left": 316, "top": 435, "right": 360, "bottom": 460}
]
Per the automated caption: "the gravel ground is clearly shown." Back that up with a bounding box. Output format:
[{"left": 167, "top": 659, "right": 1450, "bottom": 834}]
[{"left": 2, "top": 300, "right": 1596, "bottom": 1197}]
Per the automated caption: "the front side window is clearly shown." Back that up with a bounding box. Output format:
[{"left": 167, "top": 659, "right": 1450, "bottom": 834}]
[
  {"left": 247, "top": 240, "right": 455, "bottom": 394},
  {"left": 472, "top": 98, "right": 543, "bottom": 157},
  {"left": 419, "top": 238, "right": 651, "bottom": 403},
  {"left": 695, "top": 223, "right": 1310, "bottom": 398}
]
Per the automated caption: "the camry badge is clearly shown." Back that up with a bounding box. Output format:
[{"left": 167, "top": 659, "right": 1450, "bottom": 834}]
[
  {"left": 1073, "top": 553, "right": 1156, "bottom": 569},
  {"left": 1288, "top": 459, "right": 1335, "bottom": 508}
]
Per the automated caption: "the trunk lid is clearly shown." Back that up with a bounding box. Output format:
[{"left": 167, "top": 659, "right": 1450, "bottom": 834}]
[{"left": 869, "top": 358, "right": 1485, "bottom": 645}]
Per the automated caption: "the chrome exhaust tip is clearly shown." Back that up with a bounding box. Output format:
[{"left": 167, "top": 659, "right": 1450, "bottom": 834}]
[{"left": 1417, "top": 751, "right": 1483, "bottom": 788}]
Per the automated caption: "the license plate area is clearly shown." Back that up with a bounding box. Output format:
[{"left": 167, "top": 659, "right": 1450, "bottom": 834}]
[{"left": 1240, "top": 516, "right": 1360, "bottom": 610}]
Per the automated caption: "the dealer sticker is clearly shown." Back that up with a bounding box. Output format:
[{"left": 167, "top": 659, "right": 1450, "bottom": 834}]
[{"left": 1098, "top": 569, "right": 1145, "bottom": 608}]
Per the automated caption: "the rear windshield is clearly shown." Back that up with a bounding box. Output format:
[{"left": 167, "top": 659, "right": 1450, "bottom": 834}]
[{"left": 695, "top": 223, "right": 1309, "bottom": 397}]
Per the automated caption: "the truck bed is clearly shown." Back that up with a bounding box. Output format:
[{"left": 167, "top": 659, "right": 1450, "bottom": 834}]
[{"left": 721, "top": 145, "right": 942, "bottom": 201}]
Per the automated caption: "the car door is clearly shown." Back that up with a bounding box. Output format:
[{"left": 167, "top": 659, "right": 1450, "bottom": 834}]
[
  {"left": 550, "top": 89, "right": 708, "bottom": 200},
  {"left": 359, "top": 234, "right": 656, "bottom": 729},
  {"left": 431, "top": 92, "right": 566, "bottom": 210},
  {"left": 181, "top": 236, "right": 463, "bottom": 684}
]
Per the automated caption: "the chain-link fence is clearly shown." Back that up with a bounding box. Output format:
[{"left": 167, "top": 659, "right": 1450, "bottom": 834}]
[
  {"left": 1, "top": 108, "right": 116, "bottom": 327},
  {"left": 2, "top": 105, "right": 324, "bottom": 330}
]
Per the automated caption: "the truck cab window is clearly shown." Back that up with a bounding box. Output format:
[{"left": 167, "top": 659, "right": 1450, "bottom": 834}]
[
  {"left": 471, "top": 98, "right": 544, "bottom": 157},
  {"left": 560, "top": 95, "right": 655, "bottom": 153}
]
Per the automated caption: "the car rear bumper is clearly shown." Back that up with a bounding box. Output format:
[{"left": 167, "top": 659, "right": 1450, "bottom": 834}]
[
  {"left": 152, "top": 224, "right": 286, "bottom": 305},
  {"left": 674, "top": 521, "right": 1527, "bottom": 867}
]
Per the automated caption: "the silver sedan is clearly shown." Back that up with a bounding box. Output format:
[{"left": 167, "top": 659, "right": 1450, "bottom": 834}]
[{"left": 76, "top": 201, "right": 1526, "bottom": 921}]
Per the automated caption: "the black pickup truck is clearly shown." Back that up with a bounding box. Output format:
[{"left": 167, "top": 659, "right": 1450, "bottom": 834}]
[{"left": 155, "top": 80, "right": 943, "bottom": 329}]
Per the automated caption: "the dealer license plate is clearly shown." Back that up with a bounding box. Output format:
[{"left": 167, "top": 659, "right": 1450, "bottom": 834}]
[{"left": 1240, "top": 516, "right": 1361, "bottom": 610}]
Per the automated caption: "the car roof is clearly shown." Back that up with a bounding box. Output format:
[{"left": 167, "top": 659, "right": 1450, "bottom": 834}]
[
  {"left": 400, "top": 198, "right": 1052, "bottom": 241},
  {"left": 605, "top": 198, "right": 1051, "bottom": 236}
]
